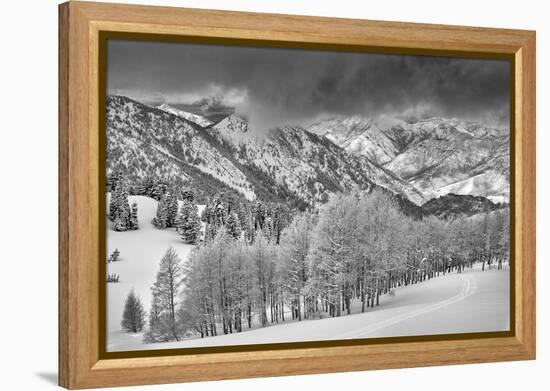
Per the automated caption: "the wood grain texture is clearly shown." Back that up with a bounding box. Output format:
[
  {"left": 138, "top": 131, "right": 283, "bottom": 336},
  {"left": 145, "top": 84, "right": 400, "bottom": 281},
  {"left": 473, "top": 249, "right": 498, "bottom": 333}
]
[
  {"left": 58, "top": 1, "right": 536, "bottom": 388},
  {"left": 517, "top": 35, "right": 536, "bottom": 355},
  {"left": 58, "top": 3, "right": 70, "bottom": 387}
]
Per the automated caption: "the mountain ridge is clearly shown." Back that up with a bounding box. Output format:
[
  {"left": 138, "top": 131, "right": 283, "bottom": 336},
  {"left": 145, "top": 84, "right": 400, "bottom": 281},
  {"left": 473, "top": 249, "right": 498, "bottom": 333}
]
[
  {"left": 107, "top": 95, "right": 426, "bottom": 211},
  {"left": 307, "top": 115, "right": 509, "bottom": 203}
]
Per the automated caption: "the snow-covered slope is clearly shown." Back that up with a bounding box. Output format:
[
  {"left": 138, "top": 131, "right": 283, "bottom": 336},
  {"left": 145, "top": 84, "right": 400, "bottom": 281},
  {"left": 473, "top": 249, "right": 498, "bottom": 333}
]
[
  {"left": 308, "top": 116, "right": 405, "bottom": 165},
  {"left": 208, "top": 115, "right": 425, "bottom": 205},
  {"left": 308, "top": 116, "right": 510, "bottom": 202},
  {"left": 107, "top": 96, "right": 255, "bottom": 200},
  {"left": 106, "top": 195, "right": 204, "bottom": 351},
  {"left": 209, "top": 114, "right": 249, "bottom": 144},
  {"left": 156, "top": 103, "right": 213, "bottom": 127},
  {"left": 115, "top": 265, "right": 508, "bottom": 350}
]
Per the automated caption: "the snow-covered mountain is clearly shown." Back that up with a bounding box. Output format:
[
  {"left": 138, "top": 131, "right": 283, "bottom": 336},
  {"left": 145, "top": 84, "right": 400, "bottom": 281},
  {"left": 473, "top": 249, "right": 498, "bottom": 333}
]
[
  {"left": 156, "top": 103, "right": 213, "bottom": 127},
  {"left": 209, "top": 114, "right": 425, "bottom": 205},
  {"left": 107, "top": 95, "right": 425, "bottom": 210},
  {"left": 308, "top": 116, "right": 509, "bottom": 203},
  {"left": 107, "top": 96, "right": 255, "bottom": 201},
  {"left": 308, "top": 116, "right": 403, "bottom": 165}
]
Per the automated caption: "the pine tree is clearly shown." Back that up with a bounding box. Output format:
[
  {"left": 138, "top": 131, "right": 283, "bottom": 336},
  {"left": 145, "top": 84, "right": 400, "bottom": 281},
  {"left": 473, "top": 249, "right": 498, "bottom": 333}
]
[
  {"left": 109, "top": 176, "right": 132, "bottom": 229},
  {"left": 166, "top": 191, "right": 179, "bottom": 228},
  {"left": 177, "top": 200, "right": 201, "bottom": 244},
  {"left": 108, "top": 248, "right": 120, "bottom": 263},
  {"left": 263, "top": 216, "right": 274, "bottom": 242},
  {"left": 201, "top": 204, "right": 216, "bottom": 242},
  {"left": 180, "top": 188, "right": 195, "bottom": 203},
  {"left": 114, "top": 216, "right": 126, "bottom": 232},
  {"left": 226, "top": 212, "right": 242, "bottom": 239},
  {"left": 140, "top": 175, "right": 156, "bottom": 197},
  {"left": 107, "top": 170, "right": 123, "bottom": 192},
  {"left": 109, "top": 190, "right": 120, "bottom": 222},
  {"left": 121, "top": 290, "right": 145, "bottom": 333},
  {"left": 109, "top": 179, "right": 123, "bottom": 222},
  {"left": 151, "top": 179, "right": 168, "bottom": 201},
  {"left": 152, "top": 195, "right": 169, "bottom": 229},
  {"left": 129, "top": 202, "right": 139, "bottom": 230},
  {"left": 144, "top": 247, "right": 183, "bottom": 342},
  {"left": 117, "top": 204, "right": 131, "bottom": 232}
]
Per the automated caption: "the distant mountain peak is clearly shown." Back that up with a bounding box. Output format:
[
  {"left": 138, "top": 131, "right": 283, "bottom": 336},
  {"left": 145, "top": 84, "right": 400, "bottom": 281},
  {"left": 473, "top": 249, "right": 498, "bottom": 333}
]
[
  {"left": 207, "top": 114, "right": 251, "bottom": 145},
  {"left": 156, "top": 103, "right": 213, "bottom": 128},
  {"left": 308, "top": 115, "right": 509, "bottom": 203}
]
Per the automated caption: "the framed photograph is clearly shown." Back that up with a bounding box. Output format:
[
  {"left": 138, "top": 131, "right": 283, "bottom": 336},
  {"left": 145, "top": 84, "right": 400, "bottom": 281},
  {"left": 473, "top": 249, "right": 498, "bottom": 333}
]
[{"left": 59, "top": 1, "right": 536, "bottom": 389}]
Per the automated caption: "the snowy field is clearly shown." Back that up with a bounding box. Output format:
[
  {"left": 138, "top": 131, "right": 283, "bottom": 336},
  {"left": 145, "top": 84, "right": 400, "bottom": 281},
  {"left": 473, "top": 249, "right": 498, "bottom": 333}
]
[
  {"left": 106, "top": 194, "right": 204, "bottom": 351},
  {"left": 117, "top": 264, "right": 509, "bottom": 351},
  {"left": 106, "top": 196, "right": 509, "bottom": 352}
]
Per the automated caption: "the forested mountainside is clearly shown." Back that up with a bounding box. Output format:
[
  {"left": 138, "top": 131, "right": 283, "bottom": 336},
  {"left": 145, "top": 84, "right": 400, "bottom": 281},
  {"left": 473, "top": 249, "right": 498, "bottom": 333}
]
[
  {"left": 107, "top": 96, "right": 425, "bottom": 210},
  {"left": 421, "top": 193, "right": 506, "bottom": 219}
]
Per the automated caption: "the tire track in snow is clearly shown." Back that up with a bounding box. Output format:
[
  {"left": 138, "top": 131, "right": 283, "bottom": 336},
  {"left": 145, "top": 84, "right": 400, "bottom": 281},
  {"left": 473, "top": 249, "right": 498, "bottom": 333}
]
[{"left": 335, "top": 273, "right": 478, "bottom": 339}]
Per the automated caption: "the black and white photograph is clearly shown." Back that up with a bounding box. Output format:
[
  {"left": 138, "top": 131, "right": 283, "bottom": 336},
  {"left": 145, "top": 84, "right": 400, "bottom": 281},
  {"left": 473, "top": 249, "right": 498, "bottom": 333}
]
[{"left": 105, "top": 39, "right": 510, "bottom": 353}]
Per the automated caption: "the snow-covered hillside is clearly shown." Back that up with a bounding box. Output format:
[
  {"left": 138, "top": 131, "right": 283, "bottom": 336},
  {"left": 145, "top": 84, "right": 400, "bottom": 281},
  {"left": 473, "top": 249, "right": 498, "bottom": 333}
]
[
  {"left": 107, "top": 96, "right": 255, "bottom": 200},
  {"left": 106, "top": 195, "right": 203, "bottom": 351},
  {"left": 308, "top": 116, "right": 406, "bottom": 165},
  {"left": 107, "top": 95, "right": 425, "bottom": 207},
  {"left": 114, "top": 265, "right": 509, "bottom": 351},
  {"left": 209, "top": 114, "right": 250, "bottom": 144},
  {"left": 308, "top": 116, "right": 509, "bottom": 202},
  {"left": 208, "top": 117, "right": 425, "bottom": 205}
]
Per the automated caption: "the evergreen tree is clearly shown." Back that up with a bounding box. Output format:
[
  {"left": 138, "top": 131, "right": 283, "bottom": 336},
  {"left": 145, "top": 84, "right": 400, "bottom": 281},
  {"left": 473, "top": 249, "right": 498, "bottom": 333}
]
[
  {"left": 177, "top": 200, "right": 202, "bottom": 244},
  {"left": 128, "top": 202, "right": 139, "bottom": 230},
  {"left": 114, "top": 216, "right": 127, "bottom": 232},
  {"left": 140, "top": 175, "right": 156, "bottom": 197},
  {"left": 152, "top": 195, "right": 169, "bottom": 229},
  {"left": 226, "top": 212, "right": 242, "bottom": 239},
  {"left": 151, "top": 179, "right": 168, "bottom": 201},
  {"left": 118, "top": 205, "right": 131, "bottom": 232},
  {"left": 253, "top": 201, "right": 266, "bottom": 232},
  {"left": 121, "top": 290, "right": 145, "bottom": 333},
  {"left": 180, "top": 188, "right": 195, "bottom": 203},
  {"left": 166, "top": 191, "right": 179, "bottom": 228},
  {"left": 263, "top": 216, "right": 274, "bottom": 242},
  {"left": 201, "top": 204, "right": 216, "bottom": 242},
  {"left": 109, "top": 191, "right": 119, "bottom": 221},
  {"left": 109, "top": 176, "right": 132, "bottom": 229},
  {"left": 108, "top": 248, "right": 120, "bottom": 263},
  {"left": 107, "top": 170, "right": 123, "bottom": 192}
]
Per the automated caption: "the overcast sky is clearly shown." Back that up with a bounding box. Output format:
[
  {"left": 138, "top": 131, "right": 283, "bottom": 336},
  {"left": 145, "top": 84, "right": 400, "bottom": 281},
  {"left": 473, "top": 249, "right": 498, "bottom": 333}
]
[{"left": 107, "top": 39, "right": 510, "bottom": 132}]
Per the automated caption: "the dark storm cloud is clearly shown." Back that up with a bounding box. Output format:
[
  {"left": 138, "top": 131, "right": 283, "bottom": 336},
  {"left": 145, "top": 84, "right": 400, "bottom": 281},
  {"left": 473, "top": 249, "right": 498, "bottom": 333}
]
[{"left": 107, "top": 40, "right": 509, "bottom": 131}]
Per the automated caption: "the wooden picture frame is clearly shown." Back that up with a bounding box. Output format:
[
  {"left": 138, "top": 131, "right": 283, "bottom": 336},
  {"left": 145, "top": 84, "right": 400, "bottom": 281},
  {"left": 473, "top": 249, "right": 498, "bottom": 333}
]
[{"left": 59, "top": 1, "right": 536, "bottom": 389}]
